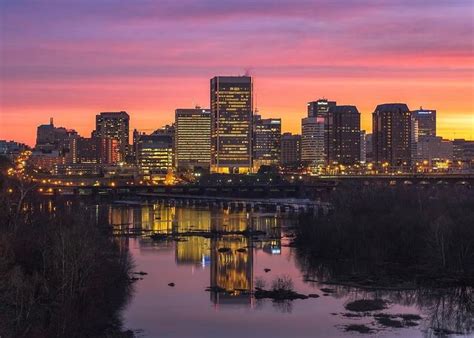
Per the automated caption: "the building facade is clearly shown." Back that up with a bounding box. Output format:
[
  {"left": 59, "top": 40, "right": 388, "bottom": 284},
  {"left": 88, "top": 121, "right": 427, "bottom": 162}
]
[
  {"left": 280, "top": 133, "right": 301, "bottom": 166},
  {"left": 360, "top": 131, "right": 367, "bottom": 164},
  {"left": 415, "top": 136, "right": 453, "bottom": 166},
  {"left": 303, "top": 99, "right": 336, "bottom": 166},
  {"left": 412, "top": 108, "right": 436, "bottom": 137},
  {"left": 453, "top": 139, "right": 474, "bottom": 167},
  {"left": 327, "top": 105, "right": 360, "bottom": 165},
  {"left": 35, "top": 118, "right": 77, "bottom": 155},
  {"left": 372, "top": 103, "right": 412, "bottom": 166},
  {"left": 253, "top": 115, "right": 281, "bottom": 170},
  {"left": 136, "top": 134, "right": 174, "bottom": 180},
  {"left": 95, "top": 111, "right": 130, "bottom": 162},
  {"left": 175, "top": 108, "right": 211, "bottom": 171},
  {"left": 210, "top": 76, "right": 253, "bottom": 173}
]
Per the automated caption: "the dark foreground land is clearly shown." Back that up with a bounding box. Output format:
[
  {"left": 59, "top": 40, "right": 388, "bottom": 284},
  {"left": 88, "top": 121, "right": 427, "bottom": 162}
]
[{"left": 0, "top": 176, "right": 134, "bottom": 337}]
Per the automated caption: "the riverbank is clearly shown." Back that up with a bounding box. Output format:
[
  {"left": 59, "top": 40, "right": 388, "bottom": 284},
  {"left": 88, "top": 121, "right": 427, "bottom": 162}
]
[
  {"left": 294, "top": 185, "right": 474, "bottom": 288},
  {"left": 0, "top": 175, "right": 134, "bottom": 337}
]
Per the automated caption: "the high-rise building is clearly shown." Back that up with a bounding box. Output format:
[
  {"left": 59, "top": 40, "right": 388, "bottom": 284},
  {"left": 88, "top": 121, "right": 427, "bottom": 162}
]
[
  {"left": 308, "top": 99, "right": 336, "bottom": 118},
  {"left": 136, "top": 134, "right": 174, "bottom": 180},
  {"left": 303, "top": 99, "right": 336, "bottom": 166},
  {"left": 301, "top": 116, "right": 326, "bottom": 166},
  {"left": 372, "top": 103, "right": 412, "bottom": 166},
  {"left": 253, "top": 115, "right": 281, "bottom": 170},
  {"left": 302, "top": 99, "right": 360, "bottom": 166},
  {"left": 97, "top": 137, "right": 120, "bottom": 164},
  {"left": 95, "top": 111, "right": 130, "bottom": 162},
  {"left": 360, "top": 131, "right": 367, "bottom": 164},
  {"left": 412, "top": 108, "right": 436, "bottom": 137},
  {"left": 175, "top": 108, "right": 211, "bottom": 171},
  {"left": 281, "top": 133, "right": 301, "bottom": 166},
  {"left": 68, "top": 136, "right": 98, "bottom": 164},
  {"left": 327, "top": 105, "right": 360, "bottom": 165},
  {"left": 365, "top": 133, "right": 373, "bottom": 163},
  {"left": 210, "top": 76, "right": 253, "bottom": 174}
]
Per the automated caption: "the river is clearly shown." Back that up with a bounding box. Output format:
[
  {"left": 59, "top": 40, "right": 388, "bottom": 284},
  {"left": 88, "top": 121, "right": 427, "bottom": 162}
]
[{"left": 86, "top": 201, "right": 471, "bottom": 338}]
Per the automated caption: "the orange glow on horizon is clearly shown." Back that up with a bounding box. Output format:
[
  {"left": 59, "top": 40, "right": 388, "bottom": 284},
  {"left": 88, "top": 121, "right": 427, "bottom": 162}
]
[{"left": 1, "top": 75, "right": 472, "bottom": 146}]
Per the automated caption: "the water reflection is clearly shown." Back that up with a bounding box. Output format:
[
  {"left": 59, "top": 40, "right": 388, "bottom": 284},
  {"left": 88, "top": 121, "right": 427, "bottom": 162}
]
[
  {"left": 92, "top": 202, "right": 473, "bottom": 337},
  {"left": 107, "top": 203, "right": 285, "bottom": 308}
]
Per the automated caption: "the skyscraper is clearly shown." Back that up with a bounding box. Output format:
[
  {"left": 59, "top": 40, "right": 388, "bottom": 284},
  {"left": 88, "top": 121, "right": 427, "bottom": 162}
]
[
  {"left": 210, "top": 76, "right": 253, "bottom": 174},
  {"left": 95, "top": 111, "right": 130, "bottom": 162},
  {"left": 253, "top": 115, "right": 281, "bottom": 170},
  {"left": 373, "top": 103, "right": 412, "bottom": 166},
  {"left": 360, "top": 130, "right": 367, "bottom": 164},
  {"left": 175, "top": 108, "right": 212, "bottom": 171},
  {"left": 281, "top": 133, "right": 301, "bottom": 166},
  {"left": 411, "top": 108, "right": 436, "bottom": 137},
  {"left": 327, "top": 105, "right": 360, "bottom": 165},
  {"left": 301, "top": 116, "right": 326, "bottom": 166},
  {"left": 302, "top": 99, "right": 361, "bottom": 167},
  {"left": 303, "top": 99, "right": 336, "bottom": 166},
  {"left": 307, "top": 99, "right": 336, "bottom": 118}
]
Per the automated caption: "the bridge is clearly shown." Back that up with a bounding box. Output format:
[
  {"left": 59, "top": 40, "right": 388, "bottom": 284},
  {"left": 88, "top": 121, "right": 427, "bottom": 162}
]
[
  {"left": 131, "top": 192, "right": 332, "bottom": 215},
  {"left": 33, "top": 174, "right": 472, "bottom": 200}
]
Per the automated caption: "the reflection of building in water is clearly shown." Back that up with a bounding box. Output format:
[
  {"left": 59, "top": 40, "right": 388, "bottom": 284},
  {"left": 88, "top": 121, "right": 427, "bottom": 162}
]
[
  {"left": 210, "top": 235, "right": 253, "bottom": 306},
  {"left": 211, "top": 209, "right": 248, "bottom": 232},
  {"left": 105, "top": 205, "right": 287, "bottom": 306},
  {"left": 140, "top": 205, "right": 175, "bottom": 233},
  {"left": 176, "top": 236, "right": 211, "bottom": 267},
  {"left": 263, "top": 240, "right": 282, "bottom": 255},
  {"left": 174, "top": 208, "right": 213, "bottom": 266},
  {"left": 207, "top": 210, "right": 254, "bottom": 305}
]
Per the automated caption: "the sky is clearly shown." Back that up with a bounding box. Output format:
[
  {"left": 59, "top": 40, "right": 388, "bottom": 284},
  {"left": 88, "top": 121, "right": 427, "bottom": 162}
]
[{"left": 1, "top": 0, "right": 473, "bottom": 146}]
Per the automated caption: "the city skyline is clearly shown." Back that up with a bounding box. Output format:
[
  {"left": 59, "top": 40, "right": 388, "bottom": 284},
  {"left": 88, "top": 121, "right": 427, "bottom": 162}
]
[
  {"left": 1, "top": 0, "right": 473, "bottom": 145},
  {"left": 1, "top": 90, "right": 472, "bottom": 147}
]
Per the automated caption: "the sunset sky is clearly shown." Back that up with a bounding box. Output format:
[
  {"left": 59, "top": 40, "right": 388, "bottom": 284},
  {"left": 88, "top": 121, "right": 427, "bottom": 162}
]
[{"left": 1, "top": 0, "right": 473, "bottom": 146}]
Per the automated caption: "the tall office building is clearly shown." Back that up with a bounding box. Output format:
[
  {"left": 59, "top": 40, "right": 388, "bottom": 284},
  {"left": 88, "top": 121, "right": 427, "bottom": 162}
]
[
  {"left": 302, "top": 99, "right": 360, "bottom": 166},
  {"left": 327, "top": 105, "right": 360, "bottom": 165},
  {"left": 95, "top": 111, "right": 130, "bottom": 162},
  {"left": 210, "top": 76, "right": 253, "bottom": 173},
  {"left": 253, "top": 115, "right": 281, "bottom": 170},
  {"left": 303, "top": 99, "right": 336, "bottom": 166},
  {"left": 308, "top": 99, "right": 336, "bottom": 118},
  {"left": 412, "top": 108, "right": 436, "bottom": 137},
  {"left": 365, "top": 133, "right": 373, "bottom": 163},
  {"left": 175, "top": 108, "right": 212, "bottom": 171},
  {"left": 372, "top": 103, "right": 412, "bottom": 166},
  {"left": 281, "top": 133, "right": 301, "bottom": 166},
  {"left": 301, "top": 116, "right": 326, "bottom": 165},
  {"left": 360, "top": 131, "right": 367, "bottom": 164}
]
